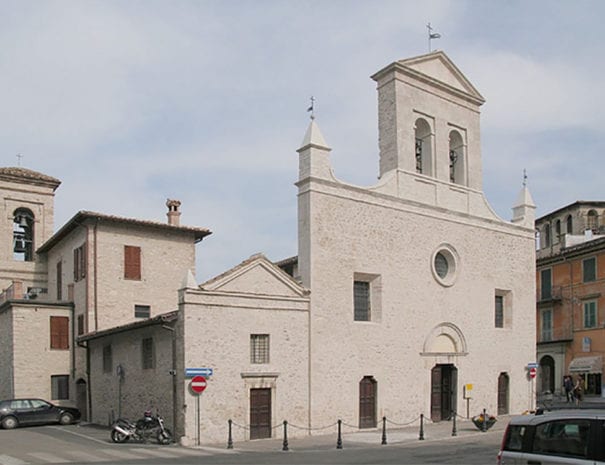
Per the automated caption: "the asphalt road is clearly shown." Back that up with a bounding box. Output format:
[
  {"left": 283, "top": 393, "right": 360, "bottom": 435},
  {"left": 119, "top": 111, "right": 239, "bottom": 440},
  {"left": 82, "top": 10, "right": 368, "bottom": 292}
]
[{"left": 0, "top": 422, "right": 503, "bottom": 465}]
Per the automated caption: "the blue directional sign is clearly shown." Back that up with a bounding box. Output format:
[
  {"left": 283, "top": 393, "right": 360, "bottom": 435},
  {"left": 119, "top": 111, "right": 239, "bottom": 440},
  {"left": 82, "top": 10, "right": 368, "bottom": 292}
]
[{"left": 185, "top": 367, "right": 213, "bottom": 378}]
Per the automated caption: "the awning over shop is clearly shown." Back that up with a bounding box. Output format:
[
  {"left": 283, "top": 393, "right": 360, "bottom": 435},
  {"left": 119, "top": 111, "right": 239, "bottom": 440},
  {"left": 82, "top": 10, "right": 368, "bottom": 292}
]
[{"left": 569, "top": 356, "right": 603, "bottom": 373}]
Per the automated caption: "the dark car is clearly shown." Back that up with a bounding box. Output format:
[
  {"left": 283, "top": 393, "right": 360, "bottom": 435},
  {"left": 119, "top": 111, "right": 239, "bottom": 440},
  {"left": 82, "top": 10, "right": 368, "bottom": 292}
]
[{"left": 0, "top": 398, "right": 81, "bottom": 429}]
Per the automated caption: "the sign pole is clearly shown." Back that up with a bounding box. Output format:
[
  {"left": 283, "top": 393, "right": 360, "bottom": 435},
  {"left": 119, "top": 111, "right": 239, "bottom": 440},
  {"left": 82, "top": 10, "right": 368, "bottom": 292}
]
[
  {"left": 190, "top": 375, "right": 207, "bottom": 446},
  {"left": 196, "top": 394, "right": 200, "bottom": 446}
]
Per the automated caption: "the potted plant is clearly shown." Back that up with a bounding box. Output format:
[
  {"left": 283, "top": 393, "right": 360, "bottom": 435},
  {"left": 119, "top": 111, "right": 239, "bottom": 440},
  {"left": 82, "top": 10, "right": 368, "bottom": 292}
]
[{"left": 472, "top": 412, "right": 497, "bottom": 431}]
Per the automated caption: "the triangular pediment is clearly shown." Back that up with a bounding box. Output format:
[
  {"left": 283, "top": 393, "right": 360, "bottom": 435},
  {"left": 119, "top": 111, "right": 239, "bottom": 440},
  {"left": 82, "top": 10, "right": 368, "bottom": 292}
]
[
  {"left": 200, "top": 253, "right": 307, "bottom": 298},
  {"left": 398, "top": 51, "right": 484, "bottom": 102}
]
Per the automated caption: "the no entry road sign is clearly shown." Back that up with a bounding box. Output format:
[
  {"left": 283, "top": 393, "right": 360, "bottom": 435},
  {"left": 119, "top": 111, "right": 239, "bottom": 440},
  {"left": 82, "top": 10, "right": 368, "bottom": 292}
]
[
  {"left": 529, "top": 367, "right": 537, "bottom": 379},
  {"left": 190, "top": 375, "right": 207, "bottom": 394}
]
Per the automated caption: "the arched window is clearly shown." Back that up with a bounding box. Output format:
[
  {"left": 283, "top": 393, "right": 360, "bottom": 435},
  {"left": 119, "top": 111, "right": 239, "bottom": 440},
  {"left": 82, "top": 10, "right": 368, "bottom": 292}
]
[
  {"left": 543, "top": 224, "right": 551, "bottom": 248},
  {"left": 414, "top": 118, "right": 433, "bottom": 176},
  {"left": 587, "top": 210, "right": 598, "bottom": 231},
  {"left": 566, "top": 215, "right": 573, "bottom": 234},
  {"left": 449, "top": 130, "right": 464, "bottom": 185},
  {"left": 554, "top": 220, "right": 561, "bottom": 243},
  {"left": 13, "top": 208, "right": 34, "bottom": 262}
]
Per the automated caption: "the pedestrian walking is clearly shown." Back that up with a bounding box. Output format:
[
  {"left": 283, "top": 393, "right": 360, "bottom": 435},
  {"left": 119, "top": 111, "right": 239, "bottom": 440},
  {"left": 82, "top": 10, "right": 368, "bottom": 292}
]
[
  {"left": 564, "top": 375, "right": 574, "bottom": 403},
  {"left": 574, "top": 376, "right": 584, "bottom": 406}
]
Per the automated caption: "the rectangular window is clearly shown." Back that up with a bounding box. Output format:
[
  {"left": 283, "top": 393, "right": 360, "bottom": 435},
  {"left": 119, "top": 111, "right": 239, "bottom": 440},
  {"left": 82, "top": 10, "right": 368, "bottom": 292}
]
[
  {"left": 354, "top": 281, "right": 371, "bottom": 321},
  {"left": 124, "top": 245, "right": 142, "bottom": 280},
  {"left": 141, "top": 337, "right": 155, "bottom": 369},
  {"left": 583, "top": 257, "right": 596, "bottom": 283},
  {"left": 103, "top": 345, "right": 112, "bottom": 373},
  {"left": 51, "top": 375, "right": 69, "bottom": 400},
  {"left": 73, "top": 244, "right": 86, "bottom": 282},
  {"left": 134, "top": 304, "right": 151, "bottom": 318},
  {"left": 50, "top": 316, "right": 69, "bottom": 350},
  {"left": 495, "top": 295, "right": 504, "bottom": 328},
  {"left": 583, "top": 301, "right": 597, "bottom": 329},
  {"left": 56, "top": 261, "right": 62, "bottom": 300},
  {"left": 541, "top": 309, "right": 553, "bottom": 341},
  {"left": 540, "top": 269, "right": 552, "bottom": 300},
  {"left": 533, "top": 419, "right": 590, "bottom": 458},
  {"left": 77, "top": 314, "right": 84, "bottom": 336},
  {"left": 250, "top": 334, "right": 270, "bottom": 364}
]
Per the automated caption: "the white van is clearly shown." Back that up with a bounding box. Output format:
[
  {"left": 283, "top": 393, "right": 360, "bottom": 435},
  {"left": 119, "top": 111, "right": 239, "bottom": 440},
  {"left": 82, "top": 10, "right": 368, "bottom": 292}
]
[{"left": 497, "top": 409, "right": 605, "bottom": 464}]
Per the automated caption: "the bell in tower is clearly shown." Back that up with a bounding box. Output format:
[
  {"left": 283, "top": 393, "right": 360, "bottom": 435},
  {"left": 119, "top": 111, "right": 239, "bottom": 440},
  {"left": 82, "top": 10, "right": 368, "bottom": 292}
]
[{"left": 13, "top": 209, "right": 34, "bottom": 261}]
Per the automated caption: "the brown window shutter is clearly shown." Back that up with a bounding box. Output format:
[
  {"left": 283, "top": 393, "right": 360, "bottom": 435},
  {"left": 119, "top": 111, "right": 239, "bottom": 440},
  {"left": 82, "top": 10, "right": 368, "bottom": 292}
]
[
  {"left": 73, "top": 248, "right": 78, "bottom": 281},
  {"left": 124, "top": 246, "right": 141, "bottom": 280},
  {"left": 50, "top": 316, "right": 69, "bottom": 350},
  {"left": 80, "top": 243, "right": 87, "bottom": 280}
]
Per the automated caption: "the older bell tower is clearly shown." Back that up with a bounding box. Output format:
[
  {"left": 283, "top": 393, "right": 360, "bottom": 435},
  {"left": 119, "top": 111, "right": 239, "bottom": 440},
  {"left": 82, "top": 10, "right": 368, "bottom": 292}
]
[{"left": 0, "top": 167, "right": 61, "bottom": 293}]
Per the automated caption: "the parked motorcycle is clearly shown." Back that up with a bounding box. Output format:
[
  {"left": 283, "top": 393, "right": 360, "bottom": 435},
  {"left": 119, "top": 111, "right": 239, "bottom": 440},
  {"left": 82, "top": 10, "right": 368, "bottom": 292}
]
[{"left": 110, "top": 411, "right": 172, "bottom": 445}]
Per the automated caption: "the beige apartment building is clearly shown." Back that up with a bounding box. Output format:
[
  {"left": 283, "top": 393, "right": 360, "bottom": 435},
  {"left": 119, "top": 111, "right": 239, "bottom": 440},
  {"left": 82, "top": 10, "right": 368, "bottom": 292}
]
[{"left": 0, "top": 168, "right": 210, "bottom": 418}]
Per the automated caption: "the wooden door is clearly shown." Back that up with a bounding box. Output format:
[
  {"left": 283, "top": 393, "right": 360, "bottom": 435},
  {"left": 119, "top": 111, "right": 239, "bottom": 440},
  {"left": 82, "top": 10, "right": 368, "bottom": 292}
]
[
  {"left": 497, "top": 373, "right": 509, "bottom": 415},
  {"left": 359, "top": 376, "right": 377, "bottom": 428},
  {"left": 250, "top": 388, "right": 271, "bottom": 439},
  {"left": 431, "top": 365, "right": 457, "bottom": 421},
  {"left": 76, "top": 379, "right": 88, "bottom": 421},
  {"left": 431, "top": 366, "right": 442, "bottom": 421}
]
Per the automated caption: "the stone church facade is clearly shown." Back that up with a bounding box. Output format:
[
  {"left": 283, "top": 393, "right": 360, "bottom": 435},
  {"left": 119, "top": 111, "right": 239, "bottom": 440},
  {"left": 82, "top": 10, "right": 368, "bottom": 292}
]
[{"left": 1, "top": 51, "right": 536, "bottom": 444}]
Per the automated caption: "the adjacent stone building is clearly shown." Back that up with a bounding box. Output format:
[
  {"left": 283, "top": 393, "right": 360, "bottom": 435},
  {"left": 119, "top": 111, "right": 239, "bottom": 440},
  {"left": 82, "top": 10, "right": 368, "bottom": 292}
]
[
  {"left": 0, "top": 169, "right": 210, "bottom": 418},
  {"left": 536, "top": 201, "right": 605, "bottom": 397}
]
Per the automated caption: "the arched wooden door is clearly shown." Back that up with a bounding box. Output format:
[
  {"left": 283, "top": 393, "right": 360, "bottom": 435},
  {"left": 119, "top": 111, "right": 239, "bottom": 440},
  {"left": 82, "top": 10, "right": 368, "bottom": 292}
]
[
  {"left": 497, "top": 372, "right": 509, "bottom": 415},
  {"left": 431, "top": 364, "right": 457, "bottom": 421},
  {"left": 359, "top": 376, "right": 377, "bottom": 428}
]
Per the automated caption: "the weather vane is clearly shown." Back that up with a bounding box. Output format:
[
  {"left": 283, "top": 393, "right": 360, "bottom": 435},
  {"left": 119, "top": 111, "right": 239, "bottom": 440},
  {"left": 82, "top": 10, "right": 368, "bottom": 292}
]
[
  {"left": 523, "top": 169, "right": 528, "bottom": 188},
  {"left": 307, "top": 96, "right": 315, "bottom": 120},
  {"left": 427, "top": 22, "right": 441, "bottom": 52}
]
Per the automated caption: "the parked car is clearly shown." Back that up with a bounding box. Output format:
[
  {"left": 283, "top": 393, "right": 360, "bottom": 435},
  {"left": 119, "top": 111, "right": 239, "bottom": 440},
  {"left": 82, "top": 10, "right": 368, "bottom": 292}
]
[
  {"left": 497, "top": 409, "right": 605, "bottom": 464},
  {"left": 0, "top": 399, "right": 81, "bottom": 429}
]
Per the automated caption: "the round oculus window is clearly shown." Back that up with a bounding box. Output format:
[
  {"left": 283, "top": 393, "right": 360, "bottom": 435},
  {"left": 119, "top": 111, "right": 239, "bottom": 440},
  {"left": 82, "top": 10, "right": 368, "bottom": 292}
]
[
  {"left": 434, "top": 252, "right": 449, "bottom": 278},
  {"left": 431, "top": 245, "right": 459, "bottom": 287}
]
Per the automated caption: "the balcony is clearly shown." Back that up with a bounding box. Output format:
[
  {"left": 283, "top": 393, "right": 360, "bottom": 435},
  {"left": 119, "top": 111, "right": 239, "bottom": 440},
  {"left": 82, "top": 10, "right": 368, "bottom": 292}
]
[
  {"left": 537, "top": 286, "right": 564, "bottom": 305},
  {"left": 538, "top": 325, "right": 573, "bottom": 344}
]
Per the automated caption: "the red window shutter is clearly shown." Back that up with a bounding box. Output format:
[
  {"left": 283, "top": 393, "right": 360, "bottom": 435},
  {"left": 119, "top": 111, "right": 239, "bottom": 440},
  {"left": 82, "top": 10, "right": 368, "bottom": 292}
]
[
  {"left": 50, "top": 316, "right": 69, "bottom": 350},
  {"left": 124, "top": 246, "right": 141, "bottom": 280}
]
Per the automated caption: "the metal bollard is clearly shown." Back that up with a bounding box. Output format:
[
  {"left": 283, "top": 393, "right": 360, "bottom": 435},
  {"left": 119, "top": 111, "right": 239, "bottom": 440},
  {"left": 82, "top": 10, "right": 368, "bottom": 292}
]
[
  {"left": 282, "top": 420, "right": 289, "bottom": 451},
  {"left": 336, "top": 419, "right": 343, "bottom": 449},
  {"left": 227, "top": 419, "right": 233, "bottom": 449},
  {"left": 419, "top": 413, "right": 425, "bottom": 440},
  {"left": 381, "top": 416, "right": 387, "bottom": 445},
  {"left": 482, "top": 408, "right": 487, "bottom": 433},
  {"left": 451, "top": 410, "right": 457, "bottom": 436}
]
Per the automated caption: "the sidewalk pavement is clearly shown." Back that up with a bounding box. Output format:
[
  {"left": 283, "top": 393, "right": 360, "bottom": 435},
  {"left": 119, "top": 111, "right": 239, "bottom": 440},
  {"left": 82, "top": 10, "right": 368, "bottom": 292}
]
[{"left": 224, "top": 416, "right": 509, "bottom": 453}]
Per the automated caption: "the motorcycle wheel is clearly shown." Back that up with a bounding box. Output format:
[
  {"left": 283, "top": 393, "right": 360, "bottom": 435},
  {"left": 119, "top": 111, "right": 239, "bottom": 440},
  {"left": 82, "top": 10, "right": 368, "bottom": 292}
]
[
  {"left": 157, "top": 428, "right": 173, "bottom": 445},
  {"left": 111, "top": 429, "right": 130, "bottom": 443}
]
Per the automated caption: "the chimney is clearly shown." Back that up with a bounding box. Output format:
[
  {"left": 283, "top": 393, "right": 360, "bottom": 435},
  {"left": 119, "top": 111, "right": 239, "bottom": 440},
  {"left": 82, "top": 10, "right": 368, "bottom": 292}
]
[{"left": 166, "top": 199, "right": 181, "bottom": 226}]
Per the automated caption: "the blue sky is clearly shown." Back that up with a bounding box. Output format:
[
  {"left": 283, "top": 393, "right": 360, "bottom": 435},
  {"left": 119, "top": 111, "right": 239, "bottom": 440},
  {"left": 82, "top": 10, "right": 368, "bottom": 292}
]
[{"left": 1, "top": 0, "right": 604, "bottom": 281}]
